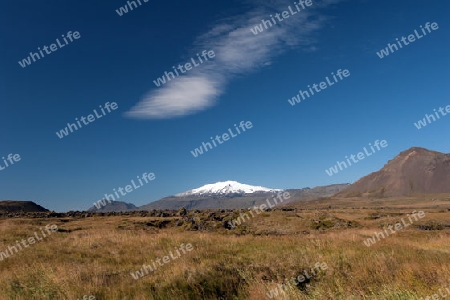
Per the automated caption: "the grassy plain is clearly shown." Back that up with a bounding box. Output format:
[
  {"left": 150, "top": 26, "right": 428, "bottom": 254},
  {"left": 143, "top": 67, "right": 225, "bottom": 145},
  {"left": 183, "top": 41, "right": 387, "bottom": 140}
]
[{"left": 0, "top": 195, "right": 449, "bottom": 300}]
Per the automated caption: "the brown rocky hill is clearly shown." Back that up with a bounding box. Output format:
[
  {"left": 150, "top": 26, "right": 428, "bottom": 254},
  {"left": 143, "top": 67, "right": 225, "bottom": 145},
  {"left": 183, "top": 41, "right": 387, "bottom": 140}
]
[
  {"left": 0, "top": 200, "right": 49, "bottom": 213},
  {"left": 337, "top": 147, "right": 450, "bottom": 197}
]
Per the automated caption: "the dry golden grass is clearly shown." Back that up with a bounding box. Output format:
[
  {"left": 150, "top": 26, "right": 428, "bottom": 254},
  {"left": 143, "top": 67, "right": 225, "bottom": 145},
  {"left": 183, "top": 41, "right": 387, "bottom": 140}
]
[{"left": 0, "top": 196, "right": 449, "bottom": 299}]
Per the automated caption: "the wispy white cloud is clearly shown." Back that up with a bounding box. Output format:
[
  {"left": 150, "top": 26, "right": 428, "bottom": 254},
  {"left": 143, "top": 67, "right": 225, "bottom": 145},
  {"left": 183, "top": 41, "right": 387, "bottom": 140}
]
[
  {"left": 125, "top": 0, "right": 340, "bottom": 120},
  {"left": 124, "top": 76, "right": 222, "bottom": 119}
]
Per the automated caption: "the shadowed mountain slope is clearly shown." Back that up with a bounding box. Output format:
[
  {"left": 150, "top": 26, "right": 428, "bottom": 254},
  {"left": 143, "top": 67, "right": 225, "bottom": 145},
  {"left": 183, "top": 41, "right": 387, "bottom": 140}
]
[{"left": 0, "top": 201, "right": 49, "bottom": 213}]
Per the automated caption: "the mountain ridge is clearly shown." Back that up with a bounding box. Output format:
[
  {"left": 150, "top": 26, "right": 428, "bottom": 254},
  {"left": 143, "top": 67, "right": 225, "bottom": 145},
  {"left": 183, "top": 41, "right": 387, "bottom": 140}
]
[
  {"left": 139, "top": 183, "right": 350, "bottom": 211},
  {"left": 3, "top": 147, "right": 448, "bottom": 212}
]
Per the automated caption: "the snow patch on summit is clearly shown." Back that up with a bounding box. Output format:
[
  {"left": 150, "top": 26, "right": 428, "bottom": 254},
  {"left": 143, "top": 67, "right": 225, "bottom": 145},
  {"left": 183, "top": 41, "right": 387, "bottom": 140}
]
[{"left": 175, "top": 180, "right": 282, "bottom": 197}]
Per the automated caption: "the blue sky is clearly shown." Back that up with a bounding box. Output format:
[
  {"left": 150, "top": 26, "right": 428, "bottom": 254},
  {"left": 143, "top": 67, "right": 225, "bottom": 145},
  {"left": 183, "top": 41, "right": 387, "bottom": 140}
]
[{"left": 0, "top": 0, "right": 449, "bottom": 212}]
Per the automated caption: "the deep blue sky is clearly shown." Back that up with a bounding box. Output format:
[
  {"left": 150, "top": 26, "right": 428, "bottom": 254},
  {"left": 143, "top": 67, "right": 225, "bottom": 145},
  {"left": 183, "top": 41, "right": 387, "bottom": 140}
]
[{"left": 0, "top": 0, "right": 449, "bottom": 212}]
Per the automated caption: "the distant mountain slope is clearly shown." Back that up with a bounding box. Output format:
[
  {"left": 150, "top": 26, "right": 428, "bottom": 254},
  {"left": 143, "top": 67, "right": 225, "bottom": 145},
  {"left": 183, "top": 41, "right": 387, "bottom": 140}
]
[
  {"left": 140, "top": 183, "right": 350, "bottom": 210},
  {"left": 87, "top": 201, "right": 138, "bottom": 212},
  {"left": 336, "top": 147, "right": 450, "bottom": 197},
  {"left": 288, "top": 184, "right": 351, "bottom": 198},
  {"left": 0, "top": 201, "right": 49, "bottom": 213}
]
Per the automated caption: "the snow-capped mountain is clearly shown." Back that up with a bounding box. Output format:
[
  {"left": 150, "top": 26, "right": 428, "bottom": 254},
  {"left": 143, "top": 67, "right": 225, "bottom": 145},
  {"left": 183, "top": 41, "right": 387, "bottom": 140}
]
[{"left": 175, "top": 180, "right": 282, "bottom": 197}]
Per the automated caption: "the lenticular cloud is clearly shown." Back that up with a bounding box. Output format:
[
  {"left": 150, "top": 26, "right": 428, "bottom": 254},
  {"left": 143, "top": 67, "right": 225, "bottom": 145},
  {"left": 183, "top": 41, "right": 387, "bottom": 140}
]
[{"left": 125, "top": 76, "right": 221, "bottom": 119}]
